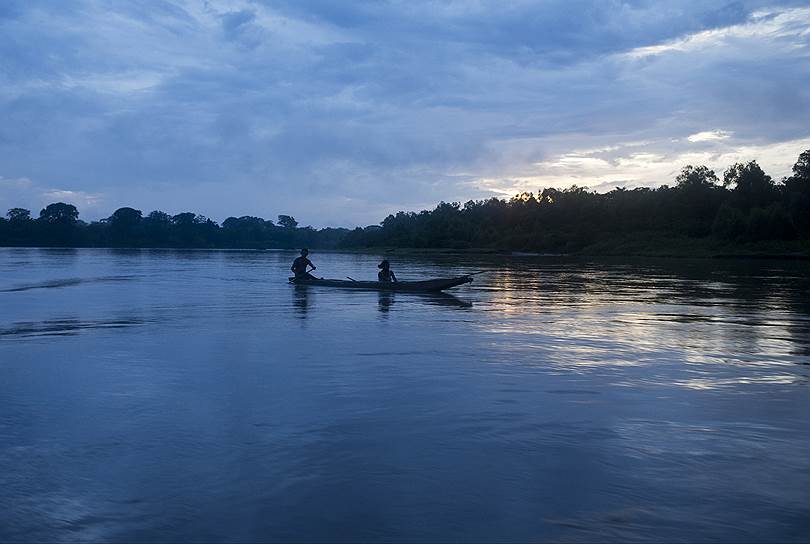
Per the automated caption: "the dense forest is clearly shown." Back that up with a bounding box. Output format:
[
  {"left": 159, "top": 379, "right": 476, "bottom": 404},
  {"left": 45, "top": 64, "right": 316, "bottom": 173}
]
[
  {"left": 343, "top": 150, "right": 810, "bottom": 254},
  {"left": 2, "top": 150, "right": 809, "bottom": 255},
  {"left": 0, "top": 208, "right": 348, "bottom": 249}
]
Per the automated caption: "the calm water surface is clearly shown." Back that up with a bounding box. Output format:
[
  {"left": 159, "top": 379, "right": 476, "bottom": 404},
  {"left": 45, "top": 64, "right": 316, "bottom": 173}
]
[{"left": 1, "top": 248, "right": 809, "bottom": 542}]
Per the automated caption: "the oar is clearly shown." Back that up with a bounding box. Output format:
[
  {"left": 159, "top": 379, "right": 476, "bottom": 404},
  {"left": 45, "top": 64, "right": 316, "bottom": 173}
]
[{"left": 346, "top": 276, "right": 357, "bottom": 282}]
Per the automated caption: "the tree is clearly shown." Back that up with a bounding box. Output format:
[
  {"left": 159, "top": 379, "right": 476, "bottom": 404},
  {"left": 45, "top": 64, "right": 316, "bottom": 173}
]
[
  {"left": 145, "top": 210, "right": 171, "bottom": 225},
  {"left": 712, "top": 203, "right": 747, "bottom": 239},
  {"left": 171, "top": 212, "right": 215, "bottom": 247},
  {"left": 108, "top": 207, "right": 143, "bottom": 245},
  {"left": 36, "top": 202, "right": 80, "bottom": 246},
  {"left": 143, "top": 210, "right": 172, "bottom": 246},
  {"left": 2, "top": 208, "right": 35, "bottom": 245},
  {"left": 172, "top": 212, "right": 201, "bottom": 226},
  {"left": 747, "top": 204, "right": 795, "bottom": 240},
  {"left": 222, "top": 216, "right": 268, "bottom": 247},
  {"left": 792, "top": 149, "right": 810, "bottom": 181},
  {"left": 109, "top": 207, "right": 143, "bottom": 228},
  {"left": 784, "top": 149, "right": 810, "bottom": 237},
  {"left": 673, "top": 165, "right": 725, "bottom": 236},
  {"left": 39, "top": 202, "right": 79, "bottom": 225},
  {"left": 676, "top": 165, "right": 718, "bottom": 189},
  {"left": 723, "top": 161, "right": 774, "bottom": 210},
  {"left": 7, "top": 208, "right": 31, "bottom": 222},
  {"left": 277, "top": 215, "right": 298, "bottom": 229}
]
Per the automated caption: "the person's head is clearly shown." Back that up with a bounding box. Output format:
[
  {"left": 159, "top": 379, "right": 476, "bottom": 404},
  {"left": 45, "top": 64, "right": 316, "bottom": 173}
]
[
  {"left": 300, "top": 248, "right": 309, "bottom": 256},
  {"left": 378, "top": 259, "right": 390, "bottom": 269}
]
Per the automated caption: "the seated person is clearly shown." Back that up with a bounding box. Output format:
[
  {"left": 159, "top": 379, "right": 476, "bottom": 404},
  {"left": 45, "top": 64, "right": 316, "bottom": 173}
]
[
  {"left": 377, "top": 259, "right": 397, "bottom": 282},
  {"left": 291, "top": 249, "right": 317, "bottom": 279}
]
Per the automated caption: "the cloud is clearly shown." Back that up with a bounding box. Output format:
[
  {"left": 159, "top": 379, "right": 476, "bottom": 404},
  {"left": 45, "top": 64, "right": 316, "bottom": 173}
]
[
  {"left": 0, "top": 176, "right": 105, "bottom": 218},
  {"left": 221, "top": 9, "right": 257, "bottom": 41},
  {"left": 476, "top": 135, "right": 810, "bottom": 196},
  {"left": 42, "top": 189, "right": 103, "bottom": 208},
  {"left": 624, "top": 6, "right": 810, "bottom": 58},
  {"left": 0, "top": 1, "right": 808, "bottom": 226},
  {"left": 687, "top": 130, "right": 734, "bottom": 143}
]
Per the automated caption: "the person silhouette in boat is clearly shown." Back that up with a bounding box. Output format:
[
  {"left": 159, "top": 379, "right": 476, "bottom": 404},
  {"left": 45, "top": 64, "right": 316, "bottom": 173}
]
[
  {"left": 291, "top": 249, "right": 317, "bottom": 280},
  {"left": 377, "top": 259, "right": 397, "bottom": 282}
]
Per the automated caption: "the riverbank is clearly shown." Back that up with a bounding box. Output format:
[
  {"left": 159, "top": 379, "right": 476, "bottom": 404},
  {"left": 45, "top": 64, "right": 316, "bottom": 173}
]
[
  {"left": 342, "top": 236, "right": 810, "bottom": 260},
  {"left": 576, "top": 235, "right": 810, "bottom": 259},
  {"left": 3, "top": 237, "right": 809, "bottom": 260}
]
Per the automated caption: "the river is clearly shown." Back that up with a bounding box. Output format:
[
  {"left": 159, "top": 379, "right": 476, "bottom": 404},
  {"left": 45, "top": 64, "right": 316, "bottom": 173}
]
[{"left": 1, "top": 248, "right": 808, "bottom": 542}]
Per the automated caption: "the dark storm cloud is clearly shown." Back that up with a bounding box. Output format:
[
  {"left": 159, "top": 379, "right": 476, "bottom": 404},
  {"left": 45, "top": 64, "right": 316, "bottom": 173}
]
[{"left": 0, "top": 0, "right": 808, "bottom": 226}]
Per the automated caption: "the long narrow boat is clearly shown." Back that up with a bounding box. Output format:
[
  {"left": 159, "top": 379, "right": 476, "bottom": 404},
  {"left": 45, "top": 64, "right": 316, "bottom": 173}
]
[{"left": 289, "top": 275, "right": 473, "bottom": 292}]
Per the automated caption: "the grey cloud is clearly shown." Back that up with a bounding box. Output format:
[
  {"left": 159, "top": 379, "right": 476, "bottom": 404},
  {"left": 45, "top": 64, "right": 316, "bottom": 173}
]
[
  {"left": 266, "top": 0, "right": 777, "bottom": 63},
  {"left": 220, "top": 9, "right": 263, "bottom": 48},
  {"left": 222, "top": 10, "right": 256, "bottom": 35},
  {"left": 0, "top": 0, "right": 808, "bottom": 226}
]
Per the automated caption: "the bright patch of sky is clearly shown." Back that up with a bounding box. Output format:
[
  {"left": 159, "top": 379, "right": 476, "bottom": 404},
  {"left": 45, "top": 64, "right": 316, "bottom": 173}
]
[
  {"left": 687, "top": 131, "right": 734, "bottom": 143},
  {"left": 1, "top": 0, "right": 809, "bottom": 226}
]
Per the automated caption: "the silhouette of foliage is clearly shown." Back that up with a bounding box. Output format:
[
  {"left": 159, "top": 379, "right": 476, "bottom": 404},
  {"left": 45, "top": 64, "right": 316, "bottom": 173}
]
[
  {"left": 7, "top": 208, "right": 31, "bottom": 222},
  {"left": 108, "top": 207, "right": 143, "bottom": 246},
  {"left": 277, "top": 215, "right": 298, "bottom": 229},
  {"left": 39, "top": 203, "right": 79, "bottom": 225},
  {"left": 1, "top": 150, "right": 809, "bottom": 252},
  {"left": 783, "top": 150, "right": 810, "bottom": 238},
  {"left": 676, "top": 165, "right": 719, "bottom": 189},
  {"left": 37, "top": 203, "right": 80, "bottom": 246},
  {"left": 341, "top": 151, "right": 809, "bottom": 251}
]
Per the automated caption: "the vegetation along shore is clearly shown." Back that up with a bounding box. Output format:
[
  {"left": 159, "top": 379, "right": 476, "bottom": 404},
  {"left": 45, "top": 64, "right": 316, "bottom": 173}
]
[{"left": 2, "top": 150, "right": 809, "bottom": 259}]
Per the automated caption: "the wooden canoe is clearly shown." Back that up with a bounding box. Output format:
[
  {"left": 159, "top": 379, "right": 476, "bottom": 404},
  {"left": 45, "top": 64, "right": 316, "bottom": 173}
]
[{"left": 288, "top": 275, "right": 473, "bottom": 292}]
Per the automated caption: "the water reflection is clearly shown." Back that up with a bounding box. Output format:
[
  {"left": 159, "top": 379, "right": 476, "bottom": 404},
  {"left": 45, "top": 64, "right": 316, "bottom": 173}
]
[
  {"left": 421, "top": 292, "right": 473, "bottom": 309},
  {"left": 473, "top": 257, "right": 810, "bottom": 391},
  {"left": 292, "top": 285, "right": 311, "bottom": 319},
  {"left": 378, "top": 291, "right": 394, "bottom": 315},
  {"left": 289, "top": 286, "right": 472, "bottom": 320}
]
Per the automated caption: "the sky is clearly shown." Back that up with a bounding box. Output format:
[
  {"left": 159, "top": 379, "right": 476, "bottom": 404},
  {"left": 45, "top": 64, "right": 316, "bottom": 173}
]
[{"left": 1, "top": 0, "right": 809, "bottom": 227}]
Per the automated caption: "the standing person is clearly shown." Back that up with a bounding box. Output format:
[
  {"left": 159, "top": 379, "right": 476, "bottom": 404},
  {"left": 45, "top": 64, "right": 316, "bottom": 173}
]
[
  {"left": 291, "top": 249, "right": 317, "bottom": 279},
  {"left": 377, "top": 260, "right": 397, "bottom": 282}
]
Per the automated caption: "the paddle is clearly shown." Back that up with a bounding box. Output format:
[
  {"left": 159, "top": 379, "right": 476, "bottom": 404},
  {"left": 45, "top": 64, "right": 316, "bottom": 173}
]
[{"left": 346, "top": 276, "right": 357, "bottom": 282}]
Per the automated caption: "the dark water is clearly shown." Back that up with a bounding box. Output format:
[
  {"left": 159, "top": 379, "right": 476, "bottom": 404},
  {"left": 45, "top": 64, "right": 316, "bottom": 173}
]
[{"left": 1, "top": 248, "right": 809, "bottom": 543}]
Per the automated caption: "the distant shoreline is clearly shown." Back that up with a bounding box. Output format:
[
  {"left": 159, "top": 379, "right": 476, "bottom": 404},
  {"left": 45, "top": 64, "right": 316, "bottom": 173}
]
[
  {"left": 4, "top": 154, "right": 809, "bottom": 258},
  {"left": 3, "top": 240, "right": 809, "bottom": 260}
]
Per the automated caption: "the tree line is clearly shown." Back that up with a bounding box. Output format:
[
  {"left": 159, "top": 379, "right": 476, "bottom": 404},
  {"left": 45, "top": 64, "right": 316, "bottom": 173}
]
[
  {"left": 1, "top": 150, "right": 809, "bottom": 252},
  {"left": 342, "top": 150, "right": 810, "bottom": 252},
  {"left": 0, "top": 207, "right": 348, "bottom": 249}
]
